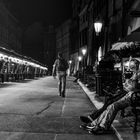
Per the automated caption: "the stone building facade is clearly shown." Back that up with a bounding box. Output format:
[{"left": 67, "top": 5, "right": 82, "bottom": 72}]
[
  {"left": 43, "top": 25, "right": 56, "bottom": 73},
  {"left": 0, "top": 2, "right": 22, "bottom": 53},
  {"left": 54, "top": 0, "right": 140, "bottom": 75},
  {"left": 71, "top": 0, "right": 140, "bottom": 69},
  {"left": 56, "top": 19, "right": 71, "bottom": 61}
]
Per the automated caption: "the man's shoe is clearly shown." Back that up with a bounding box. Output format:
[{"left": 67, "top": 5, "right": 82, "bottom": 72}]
[
  {"left": 88, "top": 126, "right": 106, "bottom": 135},
  {"left": 80, "top": 116, "right": 92, "bottom": 124},
  {"left": 80, "top": 124, "right": 95, "bottom": 131}
]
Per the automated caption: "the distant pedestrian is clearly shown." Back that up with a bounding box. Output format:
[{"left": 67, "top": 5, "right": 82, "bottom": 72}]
[{"left": 52, "top": 52, "right": 69, "bottom": 97}]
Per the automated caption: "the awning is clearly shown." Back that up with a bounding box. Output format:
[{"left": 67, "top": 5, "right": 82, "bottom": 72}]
[{"left": 111, "top": 42, "right": 134, "bottom": 50}]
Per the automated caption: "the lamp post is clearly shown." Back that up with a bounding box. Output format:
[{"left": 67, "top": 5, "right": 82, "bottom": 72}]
[
  {"left": 68, "top": 60, "right": 72, "bottom": 76},
  {"left": 78, "top": 56, "right": 82, "bottom": 61},
  {"left": 94, "top": 20, "right": 103, "bottom": 96},
  {"left": 82, "top": 48, "right": 87, "bottom": 56},
  {"left": 78, "top": 56, "right": 82, "bottom": 81},
  {"left": 94, "top": 21, "right": 103, "bottom": 36},
  {"left": 78, "top": 56, "right": 82, "bottom": 71},
  {"left": 82, "top": 48, "right": 87, "bottom": 82}
]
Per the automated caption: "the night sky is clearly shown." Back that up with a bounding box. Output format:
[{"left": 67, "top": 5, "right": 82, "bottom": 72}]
[{"left": 4, "top": 0, "right": 72, "bottom": 27}]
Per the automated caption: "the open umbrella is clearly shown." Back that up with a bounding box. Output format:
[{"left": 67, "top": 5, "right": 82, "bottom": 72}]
[{"left": 111, "top": 42, "right": 133, "bottom": 50}]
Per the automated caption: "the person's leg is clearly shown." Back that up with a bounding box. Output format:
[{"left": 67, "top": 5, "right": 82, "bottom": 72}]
[
  {"left": 80, "top": 98, "right": 116, "bottom": 124},
  {"left": 80, "top": 90, "right": 127, "bottom": 123},
  {"left": 57, "top": 73, "right": 62, "bottom": 96},
  {"left": 89, "top": 92, "right": 132, "bottom": 134},
  {"left": 80, "top": 107, "right": 106, "bottom": 124},
  {"left": 61, "top": 74, "right": 66, "bottom": 97},
  {"left": 80, "top": 99, "right": 112, "bottom": 129},
  {"left": 58, "top": 81, "right": 62, "bottom": 96}
]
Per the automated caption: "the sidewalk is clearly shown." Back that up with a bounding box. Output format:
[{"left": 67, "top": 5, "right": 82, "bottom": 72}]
[{"left": 78, "top": 80, "right": 140, "bottom": 140}]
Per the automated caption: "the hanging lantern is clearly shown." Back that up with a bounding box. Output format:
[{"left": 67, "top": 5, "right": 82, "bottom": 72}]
[
  {"left": 78, "top": 56, "right": 82, "bottom": 61},
  {"left": 82, "top": 48, "right": 87, "bottom": 56},
  {"left": 94, "top": 21, "right": 103, "bottom": 35},
  {"left": 69, "top": 60, "right": 72, "bottom": 64}
]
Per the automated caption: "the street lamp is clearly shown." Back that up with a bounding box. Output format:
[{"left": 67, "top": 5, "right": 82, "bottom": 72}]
[
  {"left": 78, "top": 56, "right": 82, "bottom": 72},
  {"left": 69, "top": 60, "right": 72, "bottom": 64},
  {"left": 94, "top": 20, "right": 103, "bottom": 62},
  {"left": 82, "top": 48, "right": 87, "bottom": 56},
  {"left": 77, "top": 56, "right": 82, "bottom": 81},
  {"left": 68, "top": 60, "right": 72, "bottom": 76},
  {"left": 78, "top": 56, "right": 82, "bottom": 62},
  {"left": 94, "top": 21, "right": 103, "bottom": 36},
  {"left": 82, "top": 48, "right": 87, "bottom": 82},
  {"left": 94, "top": 20, "right": 103, "bottom": 96}
]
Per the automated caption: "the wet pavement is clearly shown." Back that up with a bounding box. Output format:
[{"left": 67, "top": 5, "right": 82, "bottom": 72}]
[{"left": 0, "top": 76, "right": 118, "bottom": 140}]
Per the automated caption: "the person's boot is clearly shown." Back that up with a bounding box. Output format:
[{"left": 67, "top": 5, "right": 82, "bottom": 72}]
[
  {"left": 80, "top": 116, "right": 92, "bottom": 123},
  {"left": 80, "top": 123, "right": 95, "bottom": 131}
]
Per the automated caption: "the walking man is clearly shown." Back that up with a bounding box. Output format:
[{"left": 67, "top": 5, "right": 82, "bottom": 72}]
[{"left": 52, "top": 52, "right": 69, "bottom": 97}]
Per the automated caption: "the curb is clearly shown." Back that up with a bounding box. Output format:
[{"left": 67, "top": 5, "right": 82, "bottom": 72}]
[{"left": 78, "top": 80, "right": 123, "bottom": 140}]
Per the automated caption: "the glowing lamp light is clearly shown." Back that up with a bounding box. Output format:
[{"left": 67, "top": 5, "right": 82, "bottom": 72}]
[
  {"left": 78, "top": 56, "right": 82, "bottom": 62},
  {"left": 94, "top": 21, "right": 103, "bottom": 35},
  {"left": 69, "top": 60, "right": 72, "bottom": 64},
  {"left": 82, "top": 48, "right": 87, "bottom": 56}
]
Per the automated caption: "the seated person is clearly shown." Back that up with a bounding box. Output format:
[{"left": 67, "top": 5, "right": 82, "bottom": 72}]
[{"left": 79, "top": 58, "right": 140, "bottom": 134}]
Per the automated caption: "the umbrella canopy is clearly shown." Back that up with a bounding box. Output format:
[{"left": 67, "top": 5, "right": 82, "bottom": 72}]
[{"left": 111, "top": 42, "right": 134, "bottom": 50}]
